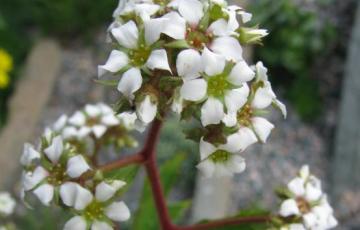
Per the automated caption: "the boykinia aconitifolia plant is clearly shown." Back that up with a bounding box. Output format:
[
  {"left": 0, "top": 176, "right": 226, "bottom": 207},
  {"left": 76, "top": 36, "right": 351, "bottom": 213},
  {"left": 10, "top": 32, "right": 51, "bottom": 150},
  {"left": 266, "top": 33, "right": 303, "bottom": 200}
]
[{"left": 19, "top": 0, "right": 338, "bottom": 229}]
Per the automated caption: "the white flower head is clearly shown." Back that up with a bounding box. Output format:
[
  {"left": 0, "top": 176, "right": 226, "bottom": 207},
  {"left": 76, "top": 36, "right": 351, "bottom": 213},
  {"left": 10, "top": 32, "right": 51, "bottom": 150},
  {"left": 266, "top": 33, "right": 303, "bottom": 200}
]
[
  {"left": 278, "top": 165, "right": 338, "bottom": 230},
  {"left": 61, "top": 182, "right": 130, "bottom": 230},
  {"left": 0, "top": 192, "right": 16, "bottom": 217}
]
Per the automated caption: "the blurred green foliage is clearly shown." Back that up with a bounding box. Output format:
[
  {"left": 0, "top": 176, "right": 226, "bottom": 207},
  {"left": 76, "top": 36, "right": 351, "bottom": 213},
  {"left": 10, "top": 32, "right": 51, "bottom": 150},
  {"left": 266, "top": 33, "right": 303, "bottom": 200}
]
[{"left": 250, "top": 0, "right": 337, "bottom": 120}]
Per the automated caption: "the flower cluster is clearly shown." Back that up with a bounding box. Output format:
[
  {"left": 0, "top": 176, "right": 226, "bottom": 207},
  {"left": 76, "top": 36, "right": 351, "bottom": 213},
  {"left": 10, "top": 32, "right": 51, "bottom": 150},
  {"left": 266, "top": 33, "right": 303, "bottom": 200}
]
[
  {"left": 0, "top": 192, "right": 16, "bottom": 230},
  {"left": 0, "top": 49, "right": 13, "bottom": 89},
  {"left": 20, "top": 104, "right": 136, "bottom": 229},
  {"left": 99, "top": 0, "right": 285, "bottom": 177},
  {"left": 276, "top": 165, "right": 338, "bottom": 230}
]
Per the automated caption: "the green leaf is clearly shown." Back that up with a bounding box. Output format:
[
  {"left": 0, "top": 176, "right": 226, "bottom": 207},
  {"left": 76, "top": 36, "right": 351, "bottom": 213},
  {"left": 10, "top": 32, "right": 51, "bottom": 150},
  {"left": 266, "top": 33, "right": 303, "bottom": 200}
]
[
  {"left": 132, "top": 153, "right": 188, "bottom": 230},
  {"left": 104, "top": 165, "right": 140, "bottom": 193}
]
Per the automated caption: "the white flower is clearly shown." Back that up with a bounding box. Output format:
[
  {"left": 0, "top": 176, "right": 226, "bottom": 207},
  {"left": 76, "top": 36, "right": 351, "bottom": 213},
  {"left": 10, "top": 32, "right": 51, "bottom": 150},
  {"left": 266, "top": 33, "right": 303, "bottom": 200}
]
[
  {"left": 196, "top": 135, "right": 247, "bottom": 178},
  {"left": 21, "top": 135, "right": 91, "bottom": 206},
  {"left": 63, "top": 103, "right": 124, "bottom": 139},
  {"left": 61, "top": 181, "right": 130, "bottom": 230},
  {"left": 114, "top": 0, "right": 160, "bottom": 22},
  {"left": 179, "top": 48, "right": 254, "bottom": 126},
  {"left": 98, "top": 20, "right": 171, "bottom": 100},
  {"left": 278, "top": 165, "right": 338, "bottom": 230},
  {"left": 165, "top": 0, "right": 244, "bottom": 61},
  {"left": 0, "top": 192, "right": 16, "bottom": 217}
]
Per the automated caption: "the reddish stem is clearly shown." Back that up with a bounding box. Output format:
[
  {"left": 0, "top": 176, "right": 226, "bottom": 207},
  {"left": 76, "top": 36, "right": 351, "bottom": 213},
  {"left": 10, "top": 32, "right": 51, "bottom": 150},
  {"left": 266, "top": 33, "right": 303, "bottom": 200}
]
[{"left": 100, "top": 118, "right": 271, "bottom": 230}]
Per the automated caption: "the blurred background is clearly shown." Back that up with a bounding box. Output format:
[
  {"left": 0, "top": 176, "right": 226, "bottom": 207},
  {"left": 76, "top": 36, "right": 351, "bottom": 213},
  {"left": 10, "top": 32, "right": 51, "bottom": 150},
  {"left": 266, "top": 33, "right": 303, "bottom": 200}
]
[{"left": 0, "top": 0, "right": 359, "bottom": 229}]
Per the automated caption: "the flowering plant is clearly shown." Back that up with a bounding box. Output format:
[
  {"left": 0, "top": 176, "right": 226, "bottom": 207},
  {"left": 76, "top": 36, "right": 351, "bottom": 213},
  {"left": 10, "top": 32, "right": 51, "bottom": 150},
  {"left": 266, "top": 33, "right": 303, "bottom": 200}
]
[{"left": 18, "top": 0, "right": 337, "bottom": 229}]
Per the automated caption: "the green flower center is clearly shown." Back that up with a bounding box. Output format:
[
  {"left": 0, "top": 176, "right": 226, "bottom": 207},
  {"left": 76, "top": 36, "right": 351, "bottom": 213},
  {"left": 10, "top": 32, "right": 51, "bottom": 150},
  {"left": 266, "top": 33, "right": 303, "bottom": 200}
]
[
  {"left": 84, "top": 201, "right": 105, "bottom": 221},
  {"left": 186, "top": 27, "right": 212, "bottom": 49},
  {"left": 237, "top": 104, "right": 253, "bottom": 127},
  {"left": 128, "top": 45, "right": 151, "bottom": 67},
  {"left": 47, "top": 164, "right": 67, "bottom": 186},
  {"left": 207, "top": 74, "right": 229, "bottom": 98},
  {"left": 209, "top": 150, "right": 231, "bottom": 163}
]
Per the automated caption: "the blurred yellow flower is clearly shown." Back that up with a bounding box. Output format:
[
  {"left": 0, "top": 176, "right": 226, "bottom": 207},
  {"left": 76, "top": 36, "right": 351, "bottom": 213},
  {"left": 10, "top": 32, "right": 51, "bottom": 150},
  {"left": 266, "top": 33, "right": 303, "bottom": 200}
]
[
  {"left": 0, "top": 71, "right": 10, "bottom": 89},
  {"left": 0, "top": 49, "right": 13, "bottom": 73}
]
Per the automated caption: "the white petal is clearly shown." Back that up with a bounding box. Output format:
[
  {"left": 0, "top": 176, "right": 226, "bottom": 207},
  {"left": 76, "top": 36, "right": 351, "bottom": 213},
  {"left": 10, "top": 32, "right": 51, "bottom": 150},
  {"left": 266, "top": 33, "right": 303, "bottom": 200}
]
[
  {"left": 176, "top": 49, "right": 202, "bottom": 80},
  {"left": 224, "top": 87, "right": 249, "bottom": 112},
  {"left": 208, "top": 19, "right": 229, "bottom": 36},
  {"left": 62, "top": 127, "right": 79, "bottom": 139},
  {"left": 117, "top": 68, "right": 143, "bottom": 100},
  {"left": 53, "top": 115, "right": 68, "bottom": 131},
  {"left": 211, "top": 37, "right": 243, "bottom": 62},
  {"left": 222, "top": 112, "right": 237, "bottom": 127},
  {"left": 300, "top": 165, "right": 310, "bottom": 179},
  {"left": 180, "top": 79, "right": 207, "bottom": 101},
  {"left": 21, "top": 143, "right": 41, "bottom": 166},
  {"left": 287, "top": 177, "right": 306, "bottom": 197},
  {"left": 221, "top": 127, "right": 257, "bottom": 153},
  {"left": 101, "top": 114, "right": 120, "bottom": 126},
  {"left": 162, "top": 12, "right": 186, "bottom": 40},
  {"left": 112, "top": 21, "right": 139, "bottom": 49},
  {"left": 289, "top": 224, "right": 306, "bottom": 230},
  {"left": 105, "top": 201, "right": 131, "bottom": 222},
  {"left": 226, "top": 155, "right": 246, "bottom": 174},
  {"left": 98, "top": 50, "right": 129, "bottom": 77},
  {"left": 146, "top": 49, "right": 171, "bottom": 72},
  {"left": 92, "top": 125, "right": 107, "bottom": 138},
  {"left": 279, "top": 199, "right": 300, "bottom": 217},
  {"left": 199, "top": 138, "right": 216, "bottom": 159},
  {"left": 252, "top": 82, "right": 276, "bottom": 109},
  {"left": 85, "top": 104, "right": 101, "bottom": 117},
  {"left": 95, "top": 180, "right": 126, "bottom": 202},
  {"left": 305, "top": 183, "right": 323, "bottom": 202},
  {"left": 0, "top": 192, "right": 16, "bottom": 216},
  {"left": 67, "top": 155, "right": 91, "bottom": 178},
  {"left": 91, "top": 221, "right": 112, "bottom": 230},
  {"left": 64, "top": 216, "right": 87, "bottom": 230},
  {"left": 213, "top": 163, "right": 233, "bottom": 177},
  {"left": 303, "top": 213, "right": 317, "bottom": 229},
  {"left": 201, "top": 98, "right": 225, "bottom": 126},
  {"left": 134, "top": 3, "right": 160, "bottom": 21},
  {"left": 255, "top": 61, "right": 268, "bottom": 81},
  {"left": 60, "top": 182, "right": 93, "bottom": 211},
  {"left": 252, "top": 117, "right": 274, "bottom": 143},
  {"left": 22, "top": 167, "right": 48, "bottom": 191},
  {"left": 44, "top": 136, "right": 64, "bottom": 164},
  {"left": 137, "top": 95, "right": 157, "bottom": 124},
  {"left": 201, "top": 47, "right": 226, "bottom": 76},
  {"left": 228, "top": 61, "right": 255, "bottom": 85},
  {"left": 239, "top": 11, "right": 252, "bottom": 23},
  {"left": 144, "top": 18, "right": 167, "bottom": 45},
  {"left": 98, "top": 103, "right": 113, "bottom": 114},
  {"left": 78, "top": 126, "right": 92, "bottom": 138},
  {"left": 69, "top": 111, "right": 86, "bottom": 126},
  {"left": 274, "top": 99, "right": 287, "bottom": 119},
  {"left": 177, "top": 0, "right": 203, "bottom": 25},
  {"left": 33, "top": 184, "right": 54, "bottom": 206},
  {"left": 196, "top": 160, "right": 215, "bottom": 178}
]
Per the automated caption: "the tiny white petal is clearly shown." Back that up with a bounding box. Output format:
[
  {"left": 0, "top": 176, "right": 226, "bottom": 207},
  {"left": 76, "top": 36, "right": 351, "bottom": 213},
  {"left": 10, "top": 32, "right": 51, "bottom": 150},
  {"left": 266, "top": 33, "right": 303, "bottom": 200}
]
[
  {"left": 22, "top": 167, "right": 48, "bottom": 191},
  {"left": 95, "top": 180, "right": 126, "bottom": 202},
  {"left": 224, "top": 86, "right": 249, "bottom": 112},
  {"left": 226, "top": 155, "right": 246, "bottom": 174},
  {"left": 44, "top": 136, "right": 64, "bottom": 164},
  {"left": 21, "top": 143, "right": 41, "bottom": 166},
  {"left": 222, "top": 112, "right": 237, "bottom": 127},
  {"left": 67, "top": 155, "right": 91, "bottom": 178},
  {"left": 229, "top": 61, "right": 255, "bottom": 85},
  {"left": 274, "top": 99, "right": 287, "bottom": 118},
  {"left": 162, "top": 12, "right": 186, "bottom": 40},
  {"left": 287, "top": 177, "right": 306, "bottom": 197},
  {"left": 305, "top": 183, "right": 323, "bottom": 202},
  {"left": 91, "top": 221, "right": 112, "bottom": 230},
  {"left": 112, "top": 21, "right": 139, "bottom": 49},
  {"left": 137, "top": 96, "right": 157, "bottom": 124},
  {"left": 105, "top": 201, "right": 131, "bottom": 222},
  {"left": 289, "top": 224, "right": 306, "bottom": 230},
  {"left": 300, "top": 165, "right": 310, "bottom": 179},
  {"left": 180, "top": 79, "right": 207, "bottom": 101},
  {"left": 255, "top": 61, "right": 268, "bottom": 81},
  {"left": 53, "top": 115, "right": 68, "bottom": 131},
  {"left": 92, "top": 125, "right": 107, "bottom": 138},
  {"left": 176, "top": 0, "right": 203, "bottom": 25},
  {"left": 69, "top": 111, "right": 86, "bottom": 126},
  {"left": 252, "top": 117, "right": 274, "bottom": 143},
  {"left": 196, "top": 160, "right": 215, "bottom": 178},
  {"left": 60, "top": 182, "right": 93, "bottom": 211},
  {"left": 211, "top": 37, "right": 243, "bottom": 61},
  {"left": 0, "top": 192, "right": 16, "bottom": 216},
  {"left": 98, "top": 50, "right": 129, "bottom": 77},
  {"left": 146, "top": 49, "right": 171, "bottom": 72},
  {"left": 199, "top": 138, "right": 216, "bottom": 160},
  {"left": 201, "top": 98, "right": 225, "bottom": 126},
  {"left": 62, "top": 126, "right": 79, "bottom": 139},
  {"left": 144, "top": 18, "right": 167, "bottom": 45},
  {"left": 77, "top": 126, "right": 92, "bottom": 138},
  {"left": 303, "top": 212, "right": 317, "bottom": 229},
  {"left": 117, "top": 67, "right": 143, "bottom": 100},
  {"left": 177, "top": 49, "right": 202, "bottom": 80},
  {"left": 85, "top": 104, "right": 101, "bottom": 117},
  {"left": 208, "top": 19, "right": 230, "bottom": 36},
  {"left": 234, "top": 127, "right": 257, "bottom": 152},
  {"left": 239, "top": 11, "right": 252, "bottom": 23},
  {"left": 101, "top": 114, "right": 120, "bottom": 126},
  {"left": 33, "top": 184, "right": 54, "bottom": 206},
  {"left": 252, "top": 82, "right": 276, "bottom": 109},
  {"left": 64, "top": 216, "right": 87, "bottom": 230},
  {"left": 201, "top": 48, "right": 226, "bottom": 76},
  {"left": 279, "top": 199, "right": 300, "bottom": 217}
]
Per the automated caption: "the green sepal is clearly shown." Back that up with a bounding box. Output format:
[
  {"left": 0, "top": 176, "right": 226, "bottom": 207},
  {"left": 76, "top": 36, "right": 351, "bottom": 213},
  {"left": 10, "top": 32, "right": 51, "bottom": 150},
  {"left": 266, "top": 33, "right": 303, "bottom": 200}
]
[
  {"left": 114, "top": 97, "right": 134, "bottom": 115},
  {"left": 94, "top": 79, "right": 118, "bottom": 87},
  {"left": 165, "top": 40, "right": 190, "bottom": 49},
  {"left": 275, "top": 186, "right": 294, "bottom": 199}
]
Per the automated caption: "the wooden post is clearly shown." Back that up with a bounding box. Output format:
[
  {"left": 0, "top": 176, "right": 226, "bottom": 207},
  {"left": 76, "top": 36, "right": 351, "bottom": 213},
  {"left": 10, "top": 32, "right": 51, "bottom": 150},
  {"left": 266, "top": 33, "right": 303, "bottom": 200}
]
[{"left": 332, "top": 2, "right": 360, "bottom": 214}]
